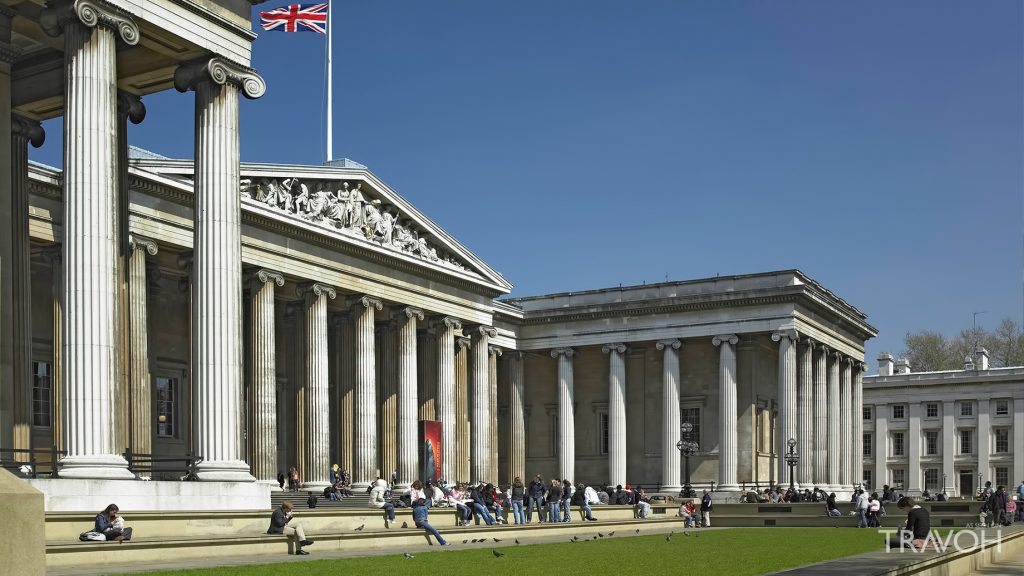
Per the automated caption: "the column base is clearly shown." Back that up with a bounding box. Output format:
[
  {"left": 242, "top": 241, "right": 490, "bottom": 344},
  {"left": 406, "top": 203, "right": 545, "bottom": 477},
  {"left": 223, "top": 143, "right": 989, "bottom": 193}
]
[
  {"left": 195, "top": 460, "right": 256, "bottom": 482},
  {"left": 303, "top": 481, "right": 330, "bottom": 492},
  {"left": 351, "top": 481, "right": 371, "bottom": 492},
  {"left": 258, "top": 479, "right": 284, "bottom": 492},
  {"left": 59, "top": 454, "right": 135, "bottom": 480},
  {"left": 709, "top": 487, "right": 743, "bottom": 503},
  {"left": 394, "top": 482, "right": 411, "bottom": 493},
  {"left": 660, "top": 484, "right": 682, "bottom": 495}
]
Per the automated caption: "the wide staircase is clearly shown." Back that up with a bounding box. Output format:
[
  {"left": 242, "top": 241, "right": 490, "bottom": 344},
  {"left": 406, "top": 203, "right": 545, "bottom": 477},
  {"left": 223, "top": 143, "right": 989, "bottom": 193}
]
[{"left": 43, "top": 499, "right": 983, "bottom": 572}]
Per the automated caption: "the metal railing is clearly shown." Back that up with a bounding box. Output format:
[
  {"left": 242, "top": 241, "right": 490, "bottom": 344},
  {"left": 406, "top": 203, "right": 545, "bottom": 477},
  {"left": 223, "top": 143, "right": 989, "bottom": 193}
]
[
  {"left": 0, "top": 446, "right": 66, "bottom": 478},
  {"left": 123, "top": 449, "right": 202, "bottom": 480}
]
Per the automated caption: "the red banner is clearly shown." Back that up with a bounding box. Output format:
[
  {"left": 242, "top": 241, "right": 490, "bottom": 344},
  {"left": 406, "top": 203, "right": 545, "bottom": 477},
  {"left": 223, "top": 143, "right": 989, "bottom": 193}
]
[{"left": 420, "top": 420, "right": 442, "bottom": 483}]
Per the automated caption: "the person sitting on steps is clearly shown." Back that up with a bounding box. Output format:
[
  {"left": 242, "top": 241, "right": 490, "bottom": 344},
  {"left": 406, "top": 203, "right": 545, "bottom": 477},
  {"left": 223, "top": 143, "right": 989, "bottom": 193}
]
[{"left": 267, "top": 501, "right": 314, "bottom": 555}]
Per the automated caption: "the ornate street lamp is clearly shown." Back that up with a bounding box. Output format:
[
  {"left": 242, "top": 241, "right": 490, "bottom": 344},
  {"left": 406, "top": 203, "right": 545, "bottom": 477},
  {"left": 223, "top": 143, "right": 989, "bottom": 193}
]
[
  {"left": 785, "top": 437, "right": 799, "bottom": 492},
  {"left": 677, "top": 421, "right": 698, "bottom": 498}
]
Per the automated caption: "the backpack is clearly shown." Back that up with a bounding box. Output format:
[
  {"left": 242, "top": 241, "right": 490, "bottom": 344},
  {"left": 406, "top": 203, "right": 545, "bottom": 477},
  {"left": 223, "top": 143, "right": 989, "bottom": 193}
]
[{"left": 307, "top": 493, "right": 318, "bottom": 509}]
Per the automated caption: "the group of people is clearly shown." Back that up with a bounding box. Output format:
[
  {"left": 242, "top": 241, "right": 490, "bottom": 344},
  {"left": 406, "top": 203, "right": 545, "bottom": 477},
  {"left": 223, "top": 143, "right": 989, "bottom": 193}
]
[{"left": 978, "top": 481, "right": 1021, "bottom": 527}]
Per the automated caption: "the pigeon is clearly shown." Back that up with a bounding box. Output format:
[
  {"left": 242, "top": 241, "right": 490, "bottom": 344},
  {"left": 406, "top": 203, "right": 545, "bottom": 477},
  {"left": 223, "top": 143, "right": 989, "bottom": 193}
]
[
  {"left": 462, "top": 539, "right": 469, "bottom": 544},
  {"left": 515, "top": 539, "right": 520, "bottom": 545},
  {"left": 684, "top": 532, "right": 690, "bottom": 537},
  {"left": 665, "top": 536, "right": 672, "bottom": 542},
  {"left": 355, "top": 524, "right": 365, "bottom": 532},
  {"left": 598, "top": 533, "right": 604, "bottom": 538},
  {"left": 608, "top": 531, "right": 615, "bottom": 537},
  {"left": 403, "top": 553, "right": 414, "bottom": 559},
  {"left": 493, "top": 538, "right": 501, "bottom": 543},
  {"left": 571, "top": 536, "right": 579, "bottom": 542},
  {"left": 402, "top": 522, "right": 409, "bottom": 528},
  {"left": 592, "top": 536, "right": 598, "bottom": 540},
  {"left": 635, "top": 529, "right": 640, "bottom": 534},
  {"left": 492, "top": 549, "right": 505, "bottom": 558}
]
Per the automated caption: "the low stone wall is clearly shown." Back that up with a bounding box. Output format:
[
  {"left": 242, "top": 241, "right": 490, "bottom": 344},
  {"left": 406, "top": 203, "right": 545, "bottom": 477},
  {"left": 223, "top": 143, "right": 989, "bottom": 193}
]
[
  {"left": 27, "top": 478, "right": 271, "bottom": 512},
  {"left": 0, "top": 469, "right": 46, "bottom": 576}
]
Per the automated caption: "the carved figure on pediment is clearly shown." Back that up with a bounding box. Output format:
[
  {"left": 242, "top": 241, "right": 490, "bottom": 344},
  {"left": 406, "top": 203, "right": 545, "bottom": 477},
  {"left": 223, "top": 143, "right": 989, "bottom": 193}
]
[
  {"left": 363, "top": 199, "right": 383, "bottom": 241},
  {"left": 393, "top": 222, "right": 415, "bottom": 251},
  {"left": 308, "top": 184, "right": 332, "bottom": 222},
  {"left": 287, "top": 179, "right": 310, "bottom": 216},
  {"left": 348, "top": 183, "right": 366, "bottom": 228},
  {"left": 240, "top": 178, "right": 252, "bottom": 199},
  {"left": 380, "top": 208, "right": 397, "bottom": 245},
  {"left": 270, "top": 179, "right": 292, "bottom": 212}
]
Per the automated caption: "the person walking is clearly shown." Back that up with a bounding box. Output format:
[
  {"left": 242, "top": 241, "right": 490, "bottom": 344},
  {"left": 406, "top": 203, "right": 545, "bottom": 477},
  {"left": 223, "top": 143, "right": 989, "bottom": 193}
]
[
  {"left": 700, "top": 490, "right": 713, "bottom": 527},
  {"left": 547, "top": 478, "right": 562, "bottom": 523},
  {"left": 510, "top": 477, "right": 526, "bottom": 525},
  {"left": 855, "top": 488, "right": 869, "bottom": 528},
  {"left": 989, "top": 486, "right": 1008, "bottom": 526},
  {"left": 527, "top": 474, "right": 547, "bottom": 523},
  {"left": 267, "top": 501, "right": 314, "bottom": 555},
  {"left": 369, "top": 478, "right": 397, "bottom": 528},
  {"left": 409, "top": 480, "right": 449, "bottom": 546}
]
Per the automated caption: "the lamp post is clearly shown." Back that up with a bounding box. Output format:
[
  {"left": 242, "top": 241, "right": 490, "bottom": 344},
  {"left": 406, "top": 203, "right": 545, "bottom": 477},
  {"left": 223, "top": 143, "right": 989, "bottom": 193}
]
[
  {"left": 677, "top": 421, "right": 698, "bottom": 498},
  {"left": 785, "top": 437, "right": 799, "bottom": 492}
]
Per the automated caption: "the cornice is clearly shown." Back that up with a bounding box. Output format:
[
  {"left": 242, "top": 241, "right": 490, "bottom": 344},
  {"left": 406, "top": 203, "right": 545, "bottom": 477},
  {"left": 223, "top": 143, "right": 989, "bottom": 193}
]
[{"left": 167, "top": 0, "right": 258, "bottom": 42}]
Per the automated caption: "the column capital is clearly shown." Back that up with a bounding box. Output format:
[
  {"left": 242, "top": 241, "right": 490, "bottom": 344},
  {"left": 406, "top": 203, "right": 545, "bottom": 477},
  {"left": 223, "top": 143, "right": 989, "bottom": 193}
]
[
  {"left": 488, "top": 345, "right": 503, "bottom": 357},
  {"left": 41, "top": 0, "right": 140, "bottom": 45},
  {"left": 469, "top": 325, "right": 497, "bottom": 339},
  {"left": 854, "top": 361, "right": 867, "bottom": 373},
  {"left": 397, "top": 306, "right": 425, "bottom": 322},
  {"left": 841, "top": 356, "right": 855, "bottom": 366},
  {"left": 550, "top": 347, "right": 576, "bottom": 359},
  {"left": 348, "top": 295, "right": 382, "bottom": 312},
  {"left": 456, "top": 336, "right": 472, "bottom": 350},
  {"left": 11, "top": 115, "right": 45, "bottom": 148},
  {"left": 117, "top": 91, "right": 146, "bottom": 125},
  {"left": 299, "top": 282, "right": 337, "bottom": 302},
  {"left": 431, "top": 316, "right": 461, "bottom": 331},
  {"left": 712, "top": 334, "right": 738, "bottom": 347},
  {"left": 830, "top": 349, "right": 843, "bottom": 361},
  {"left": 801, "top": 337, "right": 817, "bottom": 350},
  {"left": 127, "top": 234, "right": 158, "bottom": 256},
  {"left": 174, "top": 55, "right": 266, "bottom": 100},
  {"left": 655, "top": 339, "right": 682, "bottom": 351},
  {"left": 817, "top": 343, "right": 831, "bottom": 355},
  {"left": 771, "top": 329, "right": 798, "bottom": 343},
  {"left": 247, "top": 268, "right": 284, "bottom": 288},
  {"left": 602, "top": 342, "right": 627, "bottom": 354}
]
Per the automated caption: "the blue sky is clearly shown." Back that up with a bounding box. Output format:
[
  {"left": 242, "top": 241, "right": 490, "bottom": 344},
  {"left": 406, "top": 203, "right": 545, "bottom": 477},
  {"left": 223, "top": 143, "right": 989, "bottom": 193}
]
[{"left": 31, "top": 0, "right": 1023, "bottom": 366}]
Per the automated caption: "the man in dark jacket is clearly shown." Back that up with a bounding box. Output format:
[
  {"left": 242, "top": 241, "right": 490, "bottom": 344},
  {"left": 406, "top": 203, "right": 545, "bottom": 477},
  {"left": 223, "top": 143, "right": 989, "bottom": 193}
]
[
  {"left": 700, "top": 490, "right": 713, "bottom": 527},
  {"left": 889, "top": 496, "right": 934, "bottom": 549},
  {"left": 614, "top": 485, "right": 628, "bottom": 505},
  {"left": 527, "top": 475, "right": 547, "bottom": 523},
  {"left": 267, "top": 501, "right": 314, "bottom": 555},
  {"left": 989, "top": 486, "right": 1008, "bottom": 526},
  {"left": 572, "top": 483, "right": 597, "bottom": 521}
]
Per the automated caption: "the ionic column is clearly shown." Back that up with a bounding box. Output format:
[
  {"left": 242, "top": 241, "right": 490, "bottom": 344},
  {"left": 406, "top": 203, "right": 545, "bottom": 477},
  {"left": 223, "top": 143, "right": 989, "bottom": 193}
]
[
  {"left": 379, "top": 320, "right": 398, "bottom": 483},
  {"left": 772, "top": 329, "right": 798, "bottom": 486},
  {"left": 852, "top": 362, "right": 865, "bottom": 488},
  {"left": 126, "top": 236, "right": 157, "bottom": 461},
  {"left": 0, "top": 6, "right": 17, "bottom": 455},
  {"left": 247, "top": 269, "right": 283, "bottom": 484},
  {"left": 712, "top": 334, "right": 739, "bottom": 491},
  {"left": 506, "top": 351, "right": 526, "bottom": 484},
  {"left": 602, "top": 343, "right": 628, "bottom": 489},
  {"left": 797, "top": 339, "right": 815, "bottom": 487},
  {"left": 173, "top": 56, "right": 264, "bottom": 481},
  {"left": 488, "top": 345, "right": 501, "bottom": 482},
  {"left": 333, "top": 312, "right": 355, "bottom": 474},
  {"left": 10, "top": 116, "right": 44, "bottom": 454},
  {"left": 657, "top": 340, "right": 682, "bottom": 494},
  {"left": 941, "top": 400, "right": 954, "bottom": 494},
  {"left": 840, "top": 357, "right": 853, "bottom": 489},
  {"left": 41, "top": 0, "right": 140, "bottom": 478},
  {"left": 551, "top": 347, "right": 576, "bottom": 482},
  {"left": 455, "top": 336, "right": 471, "bottom": 482},
  {"left": 827, "top": 350, "right": 841, "bottom": 489},
  {"left": 813, "top": 344, "right": 829, "bottom": 488},
  {"left": 299, "top": 283, "right": 335, "bottom": 489},
  {"left": 396, "top": 307, "right": 423, "bottom": 490},
  {"left": 350, "top": 295, "right": 382, "bottom": 488},
  {"left": 470, "top": 326, "right": 496, "bottom": 483},
  {"left": 433, "top": 317, "right": 460, "bottom": 482}
]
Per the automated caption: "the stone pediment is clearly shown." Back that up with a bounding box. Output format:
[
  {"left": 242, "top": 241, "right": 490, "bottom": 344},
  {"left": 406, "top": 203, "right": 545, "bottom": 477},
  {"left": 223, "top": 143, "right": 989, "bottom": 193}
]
[{"left": 131, "top": 158, "right": 512, "bottom": 294}]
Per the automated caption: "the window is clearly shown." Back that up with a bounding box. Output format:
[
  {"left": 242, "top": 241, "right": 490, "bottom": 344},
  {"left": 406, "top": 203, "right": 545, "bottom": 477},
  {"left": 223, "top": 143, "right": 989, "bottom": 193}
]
[
  {"left": 155, "top": 376, "right": 178, "bottom": 438},
  {"left": 681, "top": 407, "right": 701, "bottom": 443},
  {"left": 863, "top": 433, "right": 872, "bottom": 456},
  {"left": 996, "top": 467, "right": 1008, "bottom": 487},
  {"left": 925, "top": 431, "right": 939, "bottom": 456},
  {"left": 995, "top": 429, "right": 1009, "bottom": 453},
  {"left": 960, "top": 402, "right": 973, "bottom": 417},
  {"left": 995, "top": 400, "right": 1009, "bottom": 416},
  {"left": 892, "top": 468, "right": 905, "bottom": 487},
  {"left": 926, "top": 403, "right": 938, "bottom": 418},
  {"left": 863, "top": 470, "right": 872, "bottom": 490},
  {"left": 863, "top": 406, "right": 872, "bottom": 421},
  {"left": 960, "top": 429, "right": 973, "bottom": 454},
  {"left": 892, "top": 432, "right": 905, "bottom": 456},
  {"left": 924, "top": 469, "right": 939, "bottom": 491},
  {"left": 598, "top": 413, "right": 609, "bottom": 455},
  {"left": 892, "top": 405, "right": 905, "bottom": 420},
  {"left": 31, "top": 361, "right": 52, "bottom": 428}
]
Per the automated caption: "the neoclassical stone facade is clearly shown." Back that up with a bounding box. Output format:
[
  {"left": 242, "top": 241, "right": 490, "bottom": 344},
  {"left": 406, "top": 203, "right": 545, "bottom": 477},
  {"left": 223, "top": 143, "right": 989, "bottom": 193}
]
[{"left": 1, "top": 0, "right": 878, "bottom": 507}]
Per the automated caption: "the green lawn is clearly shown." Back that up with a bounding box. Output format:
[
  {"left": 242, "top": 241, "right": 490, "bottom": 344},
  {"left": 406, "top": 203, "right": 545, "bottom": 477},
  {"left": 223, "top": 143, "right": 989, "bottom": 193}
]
[{"left": 143, "top": 528, "right": 888, "bottom": 576}]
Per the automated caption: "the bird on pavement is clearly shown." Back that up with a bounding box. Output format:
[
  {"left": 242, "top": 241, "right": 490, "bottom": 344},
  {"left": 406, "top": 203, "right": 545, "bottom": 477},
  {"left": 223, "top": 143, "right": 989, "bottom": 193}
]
[
  {"left": 515, "top": 539, "right": 520, "bottom": 545},
  {"left": 597, "top": 533, "right": 604, "bottom": 538},
  {"left": 493, "top": 538, "right": 501, "bottom": 542},
  {"left": 493, "top": 549, "right": 505, "bottom": 558},
  {"left": 462, "top": 539, "right": 469, "bottom": 544},
  {"left": 403, "top": 553, "right": 414, "bottom": 559},
  {"left": 635, "top": 529, "right": 640, "bottom": 534},
  {"left": 355, "top": 524, "right": 365, "bottom": 532},
  {"left": 608, "top": 531, "right": 615, "bottom": 537},
  {"left": 402, "top": 522, "right": 409, "bottom": 528}
]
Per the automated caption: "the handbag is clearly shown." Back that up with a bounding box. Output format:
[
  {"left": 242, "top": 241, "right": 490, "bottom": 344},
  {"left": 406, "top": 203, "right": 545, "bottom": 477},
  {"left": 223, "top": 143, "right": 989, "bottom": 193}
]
[{"left": 79, "top": 531, "right": 106, "bottom": 541}]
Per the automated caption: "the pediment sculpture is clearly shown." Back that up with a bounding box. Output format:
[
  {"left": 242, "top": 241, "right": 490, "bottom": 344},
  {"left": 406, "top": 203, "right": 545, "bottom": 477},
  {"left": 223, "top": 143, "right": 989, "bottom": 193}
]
[{"left": 240, "top": 177, "right": 472, "bottom": 274}]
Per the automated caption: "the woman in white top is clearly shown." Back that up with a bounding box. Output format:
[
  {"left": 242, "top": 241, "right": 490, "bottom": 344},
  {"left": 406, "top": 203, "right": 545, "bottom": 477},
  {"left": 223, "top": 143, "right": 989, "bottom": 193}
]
[
  {"left": 368, "top": 478, "right": 396, "bottom": 528},
  {"left": 447, "top": 484, "right": 472, "bottom": 526}
]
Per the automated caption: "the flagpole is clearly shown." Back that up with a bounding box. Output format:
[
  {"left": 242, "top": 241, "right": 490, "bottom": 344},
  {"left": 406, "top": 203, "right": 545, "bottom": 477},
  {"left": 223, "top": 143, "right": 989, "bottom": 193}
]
[{"left": 326, "top": 0, "right": 333, "bottom": 163}]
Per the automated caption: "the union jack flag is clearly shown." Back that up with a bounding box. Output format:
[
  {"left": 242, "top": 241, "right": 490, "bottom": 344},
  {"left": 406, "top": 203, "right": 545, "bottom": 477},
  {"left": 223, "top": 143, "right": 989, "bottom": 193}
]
[{"left": 260, "top": 3, "right": 328, "bottom": 34}]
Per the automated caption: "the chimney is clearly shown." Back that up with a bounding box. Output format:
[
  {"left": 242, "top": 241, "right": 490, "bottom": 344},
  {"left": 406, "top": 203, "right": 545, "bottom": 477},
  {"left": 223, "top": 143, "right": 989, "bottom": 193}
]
[
  {"left": 894, "top": 358, "right": 911, "bottom": 374},
  {"left": 963, "top": 355, "right": 975, "bottom": 371},
  {"left": 878, "top": 352, "right": 894, "bottom": 376},
  {"left": 974, "top": 348, "right": 989, "bottom": 371}
]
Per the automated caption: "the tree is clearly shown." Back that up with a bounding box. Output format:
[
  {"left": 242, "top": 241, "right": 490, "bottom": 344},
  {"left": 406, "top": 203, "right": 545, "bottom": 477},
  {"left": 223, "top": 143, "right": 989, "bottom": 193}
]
[{"left": 901, "top": 318, "right": 1024, "bottom": 370}]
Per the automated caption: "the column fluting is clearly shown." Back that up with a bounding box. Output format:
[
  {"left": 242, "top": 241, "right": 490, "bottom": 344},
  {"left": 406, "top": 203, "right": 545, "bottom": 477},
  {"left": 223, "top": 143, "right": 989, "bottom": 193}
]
[
  {"left": 455, "top": 336, "right": 471, "bottom": 482},
  {"left": 797, "top": 339, "right": 815, "bottom": 487},
  {"left": 827, "top": 350, "right": 841, "bottom": 489},
  {"left": 657, "top": 340, "right": 682, "bottom": 493},
  {"left": 852, "top": 362, "right": 865, "bottom": 488},
  {"left": 602, "top": 343, "right": 627, "bottom": 489},
  {"left": 301, "top": 283, "right": 335, "bottom": 489},
  {"left": 551, "top": 347, "right": 576, "bottom": 483},
  {"left": 840, "top": 356, "right": 853, "bottom": 489},
  {"left": 127, "top": 236, "right": 157, "bottom": 463},
  {"left": 713, "top": 334, "right": 739, "bottom": 491},
  {"left": 434, "top": 317, "right": 460, "bottom": 482},
  {"left": 247, "top": 269, "right": 283, "bottom": 484},
  {"left": 471, "top": 326, "right": 495, "bottom": 483},
  {"left": 396, "top": 307, "right": 423, "bottom": 489},
  {"left": 813, "top": 344, "right": 829, "bottom": 488},
  {"left": 488, "top": 345, "right": 501, "bottom": 482},
  {"left": 351, "top": 295, "right": 382, "bottom": 488},
  {"left": 772, "top": 329, "right": 798, "bottom": 486},
  {"left": 507, "top": 351, "right": 526, "bottom": 484}
]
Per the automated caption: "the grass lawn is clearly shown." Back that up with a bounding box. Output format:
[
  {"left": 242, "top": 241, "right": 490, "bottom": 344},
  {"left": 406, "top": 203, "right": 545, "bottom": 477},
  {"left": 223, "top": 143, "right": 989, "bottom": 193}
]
[{"left": 143, "top": 528, "right": 890, "bottom": 576}]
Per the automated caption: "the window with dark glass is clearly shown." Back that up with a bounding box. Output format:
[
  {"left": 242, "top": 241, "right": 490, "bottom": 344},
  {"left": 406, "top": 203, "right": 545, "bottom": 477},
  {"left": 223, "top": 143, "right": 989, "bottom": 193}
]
[
  {"left": 892, "top": 405, "right": 905, "bottom": 420},
  {"left": 599, "top": 413, "right": 609, "bottom": 455},
  {"left": 925, "top": 431, "right": 938, "bottom": 456},
  {"left": 892, "top": 432, "right": 905, "bottom": 456},
  {"left": 925, "top": 403, "right": 938, "bottom": 418},
  {"left": 995, "top": 428, "right": 1009, "bottom": 453},
  {"left": 863, "top": 433, "right": 872, "bottom": 456},
  {"left": 960, "top": 429, "right": 972, "bottom": 454},
  {"left": 155, "top": 376, "right": 177, "bottom": 438},
  {"left": 32, "top": 361, "right": 52, "bottom": 427}
]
